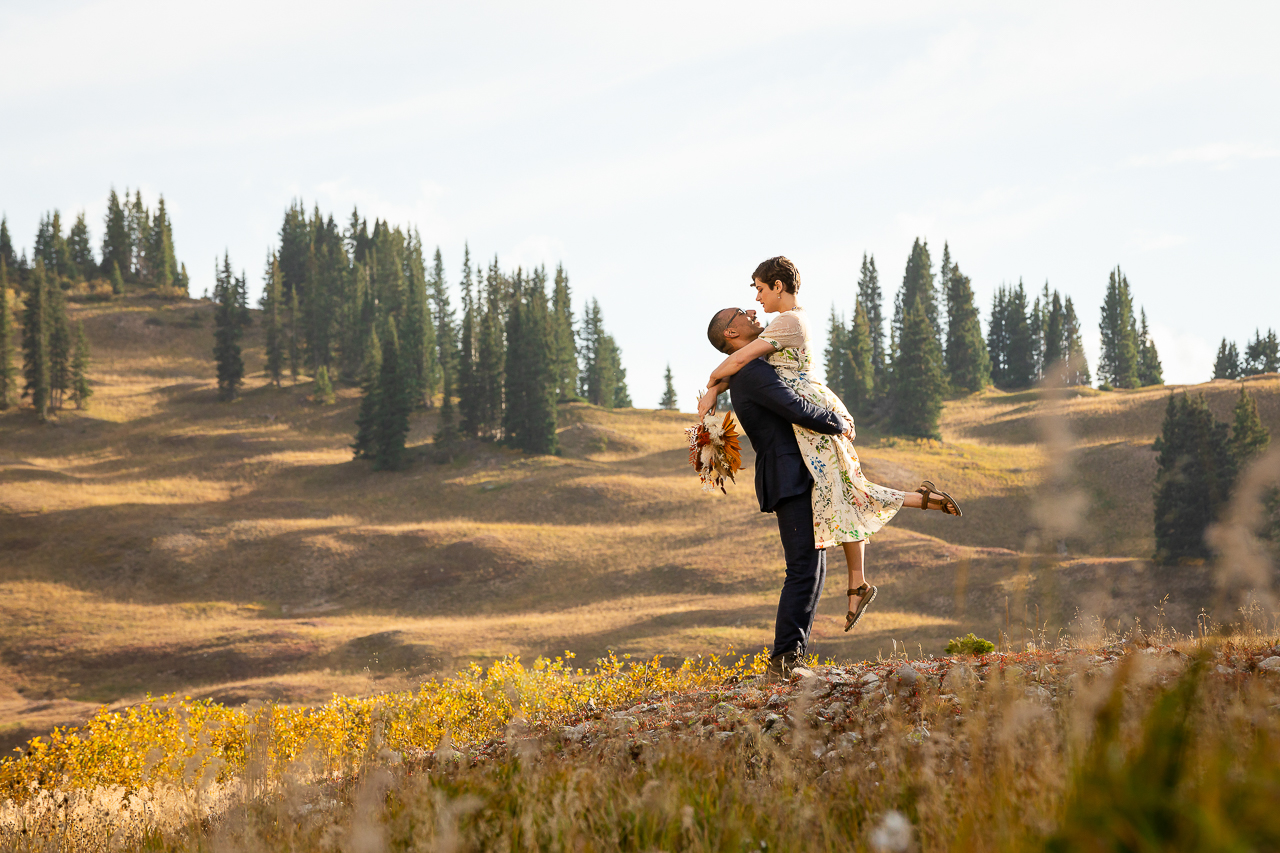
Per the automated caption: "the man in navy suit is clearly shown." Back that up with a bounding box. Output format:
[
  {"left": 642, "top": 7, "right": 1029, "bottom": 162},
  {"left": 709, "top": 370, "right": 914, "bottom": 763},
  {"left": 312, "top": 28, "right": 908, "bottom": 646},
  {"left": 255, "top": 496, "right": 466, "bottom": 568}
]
[{"left": 706, "top": 307, "right": 851, "bottom": 678}]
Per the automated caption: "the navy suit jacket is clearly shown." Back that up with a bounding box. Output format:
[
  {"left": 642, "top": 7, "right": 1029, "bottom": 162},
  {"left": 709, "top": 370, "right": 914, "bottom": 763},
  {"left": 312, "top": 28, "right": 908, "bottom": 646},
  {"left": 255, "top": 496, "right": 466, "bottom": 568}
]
[{"left": 727, "top": 358, "right": 844, "bottom": 513}]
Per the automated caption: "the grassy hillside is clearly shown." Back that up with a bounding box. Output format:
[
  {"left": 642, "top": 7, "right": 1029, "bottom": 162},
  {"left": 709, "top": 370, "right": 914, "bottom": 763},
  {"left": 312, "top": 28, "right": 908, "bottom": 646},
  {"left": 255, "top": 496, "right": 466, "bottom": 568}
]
[{"left": 2, "top": 295, "right": 1278, "bottom": 755}]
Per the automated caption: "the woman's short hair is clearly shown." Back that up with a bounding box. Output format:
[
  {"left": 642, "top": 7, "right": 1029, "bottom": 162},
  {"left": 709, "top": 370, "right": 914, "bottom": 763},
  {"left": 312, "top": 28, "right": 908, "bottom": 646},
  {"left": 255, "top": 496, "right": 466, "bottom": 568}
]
[{"left": 752, "top": 256, "right": 800, "bottom": 294}]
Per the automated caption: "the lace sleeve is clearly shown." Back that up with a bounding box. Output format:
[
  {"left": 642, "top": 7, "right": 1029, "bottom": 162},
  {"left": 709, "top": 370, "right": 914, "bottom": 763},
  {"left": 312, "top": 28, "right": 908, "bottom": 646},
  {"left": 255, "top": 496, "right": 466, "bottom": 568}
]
[{"left": 760, "top": 313, "right": 805, "bottom": 351}]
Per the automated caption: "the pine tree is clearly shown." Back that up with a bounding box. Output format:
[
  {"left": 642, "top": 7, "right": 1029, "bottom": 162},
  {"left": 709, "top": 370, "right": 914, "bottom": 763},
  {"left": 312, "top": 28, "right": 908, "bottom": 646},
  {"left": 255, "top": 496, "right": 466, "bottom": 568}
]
[
  {"left": 659, "top": 364, "right": 678, "bottom": 410},
  {"left": 894, "top": 239, "right": 938, "bottom": 347},
  {"left": 372, "top": 321, "right": 413, "bottom": 471},
  {"left": 502, "top": 269, "right": 558, "bottom": 454},
  {"left": 0, "top": 260, "right": 15, "bottom": 409},
  {"left": 611, "top": 342, "right": 632, "bottom": 408},
  {"left": 69, "top": 321, "right": 91, "bottom": 409},
  {"left": 288, "top": 282, "right": 301, "bottom": 384},
  {"left": 457, "top": 245, "right": 480, "bottom": 436},
  {"left": 147, "top": 196, "right": 177, "bottom": 290},
  {"left": 890, "top": 297, "right": 946, "bottom": 439},
  {"left": 400, "top": 229, "right": 438, "bottom": 408},
  {"left": 35, "top": 211, "right": 70, "bottom": 281},
  {"left": 1004, "top": 281, "right": 1035, "bottom": 389},
  {"left": 846, "top": 300, "right": 875, "bottom": 418},
  {"left": 0, "top": 217, "right": 16, "bottom": 277},
  {"left": 475, "top": 258, "right": 506, "bottom": 438},
  {"left": 263, "top": 254, "right": 285, "bottom": 387},
  {"left": 1098, "top": 266, "right": 1140, "bottom": 389},
  {"left": 579, "top": 299, "right": 617, "bottom": 408},
  {"left": 21, "top": 261, "right": 51, "bottom": 420},
  {"left": 986, "top": 286, "right": 1008, "bottom": 388},
  {"left": 429, "top": 247, "right": 456, "bottom": 404},
  {"left": 1244, "top": 328, "right": 1280, "bottom": 375},
  {"left": 551, "top": 263, "right": 578, "bottom": 401},
  {"left": 1230, "top": 386, "right": 1269, "bottom": 469},
  {"left": 213, "top": 254, "right": 246, "bottom": 401},
  {"left": 857, "top": 253, "right": 886, "bottom": 390},
  {"left": 312, "top": 365, "right": 335, "bottom": 404},
  {"left": 47, "top": 283, "right": 71, "bottom": 409},
  {"left": 1213, "top": 339, "right": 1241, "bottom": 380},
  {"left": 109, "top": 261, "right": 124, "bottom": 295},
  {"left": 125, "top": 191, "right": 149, "bottom": 282},
  {"left": 352, "top": 325, "right": 382, "bottom": 459},
  {"left": 67, "top": 212, "right": 94, "bottom": 282},
  {"left": 1062, "top": 297, "right": 1091, "bottom": 386},
  {"left": 942, "top": 250, "right": 990, "bottom": 393},
  {"left": 1137, "top": 309, "right": 1163, "bottom": 386},
  {"left": 823, "top": 306, "right": 848, "bottom": 403},
  {"left": 1152, "top": 393, "right": 1234, "bottom": 562}
]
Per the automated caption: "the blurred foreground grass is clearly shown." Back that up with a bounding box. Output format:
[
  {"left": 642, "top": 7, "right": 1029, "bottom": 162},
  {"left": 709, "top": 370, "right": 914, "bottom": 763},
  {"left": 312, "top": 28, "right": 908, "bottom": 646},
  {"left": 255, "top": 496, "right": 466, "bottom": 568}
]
[{"left": 4, "top": 633, "right": 1280, "bottom": 852}]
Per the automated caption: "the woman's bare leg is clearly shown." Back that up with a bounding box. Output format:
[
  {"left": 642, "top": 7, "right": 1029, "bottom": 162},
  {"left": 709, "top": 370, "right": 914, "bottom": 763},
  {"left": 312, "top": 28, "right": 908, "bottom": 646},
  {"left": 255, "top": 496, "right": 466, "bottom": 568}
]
[
  {"left": 842, "top": 540, "right": 868, "bottom": 607},
  {"left": 903, "top": 491, "right": 925, "bottom": 509}
]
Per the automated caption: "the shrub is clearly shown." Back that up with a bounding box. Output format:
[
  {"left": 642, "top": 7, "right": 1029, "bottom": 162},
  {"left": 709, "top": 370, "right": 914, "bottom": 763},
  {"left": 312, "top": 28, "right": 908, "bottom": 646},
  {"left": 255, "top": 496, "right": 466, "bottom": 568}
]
[{"left": 946, "top": 633, "right": 995, "bottom": 655}]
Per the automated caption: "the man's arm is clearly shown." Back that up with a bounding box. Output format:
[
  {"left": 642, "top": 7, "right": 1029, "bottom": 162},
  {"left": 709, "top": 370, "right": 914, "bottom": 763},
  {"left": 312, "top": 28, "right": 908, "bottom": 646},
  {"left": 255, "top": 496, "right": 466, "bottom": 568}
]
[{"left": 735, "top": 360, "right": 844, "bottom": 435}]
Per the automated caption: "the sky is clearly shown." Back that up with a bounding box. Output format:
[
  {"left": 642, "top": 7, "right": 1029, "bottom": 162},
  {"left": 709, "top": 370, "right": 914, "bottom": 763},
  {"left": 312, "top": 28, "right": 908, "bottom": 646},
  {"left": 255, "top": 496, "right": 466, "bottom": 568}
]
[{"left": 2, "top": 1, "right": 1278, "bottom": 407}]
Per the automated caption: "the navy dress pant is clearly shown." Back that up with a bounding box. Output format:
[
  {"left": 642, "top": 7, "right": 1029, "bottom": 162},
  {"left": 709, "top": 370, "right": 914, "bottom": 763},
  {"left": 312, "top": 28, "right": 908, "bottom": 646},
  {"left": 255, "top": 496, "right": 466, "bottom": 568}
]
[{"left": 771, "top": 490, "right": 826, "bottom": 661}]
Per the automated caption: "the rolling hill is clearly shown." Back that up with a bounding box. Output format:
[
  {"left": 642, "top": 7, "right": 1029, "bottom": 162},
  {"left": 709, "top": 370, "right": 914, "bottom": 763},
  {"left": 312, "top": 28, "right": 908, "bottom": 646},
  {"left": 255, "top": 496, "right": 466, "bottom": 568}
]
[{"left": 2, "top": 294, "right": 1278, "bottom": 755}]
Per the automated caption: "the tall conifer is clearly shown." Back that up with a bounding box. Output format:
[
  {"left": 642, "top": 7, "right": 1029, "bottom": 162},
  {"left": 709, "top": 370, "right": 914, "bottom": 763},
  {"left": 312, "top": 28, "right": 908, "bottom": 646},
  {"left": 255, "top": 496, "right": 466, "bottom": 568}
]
[
  {"left": 894, "top": 239, "right": 937, "bottom": 347},
  {"left": 474, "top": 258, "right": 506, "bottom": 438},
  {"left": 1004, "top": 281, "right": 1034, "bottom": 388},
  {"left": 942, "top": 249, "right": 990, "bottom": 393},
  {"left": 1062, "top": 298, "right": 1091, "bottom": 386},
  {"left": 372, "top": 321, "right": 413, "bottom": 471},
  {"left": 846, "top": 300, "right": 875, "bottom": 418},
  {"left": 551, "top": 263, "right": 578, "bottom": 400},
  {"left": 579, "top": 299, "right": 617, "bottom": 408},
  {"left": 857, "top": 253, "right": 885, "bottom": 390},
  {"left": 1137, "top": 309, "right": 1163, "bottom": 386},
  {"left": 503, "top": 269, "right": 558, "bottom": 454},
  {"left": 457, "top": 246, "right": 480, "bottom": 436},
  {"left": 69, "top": 321, "right": 91, "bottom": 409},
  {"left": 67, "top": 213, "right": 94, "bottom": 281},
  {"left": 0, "top": 218, "right": 16, "bottom": 276},
  {"left": 1230, "top": 387, "right": 1270, "bottom": 467},
  {"left": 21, "top": 261, "right": 51, "bottom": 420},
  {"left": 0, "top": 260, "right": 15, "bottom": 409},
  {"left": 213, "top": 254, "right": 246, "bottom": 401},
  {"left": 1213, "top": 340, "right": 1241, "bottom": 380},
  {"left": 823, "top": 307, "right": 849, "bottom": 402},
  {"left": 660, "top": 364, "right": 678, "bottom": 410},
  {"left": 1244, "top": 328, "right": 1280, "bottom": 375},
  {"left": 1153, "top": 393, "right": 1234, "bottom": 561},
  {"left": 890, "top": 298, "right": 946, "bottom": 439},
  {"left": 1098, "top": 266, "right": 1140, "bottom": 389},
  {"left": 352, "top": 325, "right": 382, "bottom": 459},
  {"left": 986, "top": 287, "right": 1008, "bottom": 388},
  {"left": 263, "top": 253, "right": 285, "bottom": 386},
  {"left": 47, "top": 283, "right": 71, "bottom": 409}
]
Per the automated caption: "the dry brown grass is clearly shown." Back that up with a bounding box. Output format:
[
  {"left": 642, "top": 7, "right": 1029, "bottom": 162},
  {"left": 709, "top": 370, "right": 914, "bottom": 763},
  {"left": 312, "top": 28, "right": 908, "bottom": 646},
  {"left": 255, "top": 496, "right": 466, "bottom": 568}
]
[{"left": 2, "top": 295, "right": 1278, "bottom": 758}]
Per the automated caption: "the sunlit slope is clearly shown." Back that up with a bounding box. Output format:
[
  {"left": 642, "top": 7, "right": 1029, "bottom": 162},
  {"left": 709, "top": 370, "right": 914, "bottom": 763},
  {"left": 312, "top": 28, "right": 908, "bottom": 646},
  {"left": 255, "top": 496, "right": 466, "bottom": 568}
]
[{"left": 2, "top": 295, "right": 1277, "bottom": 754}]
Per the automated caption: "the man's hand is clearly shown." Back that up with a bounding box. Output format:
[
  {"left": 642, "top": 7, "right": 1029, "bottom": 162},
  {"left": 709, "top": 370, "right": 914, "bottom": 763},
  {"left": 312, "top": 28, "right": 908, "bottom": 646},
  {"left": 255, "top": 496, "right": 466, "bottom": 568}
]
[{"left": 697, "top": 387, "right": 719, "bottom": 419}]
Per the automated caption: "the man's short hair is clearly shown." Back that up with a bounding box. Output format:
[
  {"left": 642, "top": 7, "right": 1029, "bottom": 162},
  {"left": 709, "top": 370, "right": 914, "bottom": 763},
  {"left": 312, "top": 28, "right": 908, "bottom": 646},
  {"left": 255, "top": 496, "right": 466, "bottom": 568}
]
[
  {"left": 752, "top": 256, "right": 800, "bottom": 294},
  {"left": 707, "top": 307, "right": 737, "bottom": 354}
]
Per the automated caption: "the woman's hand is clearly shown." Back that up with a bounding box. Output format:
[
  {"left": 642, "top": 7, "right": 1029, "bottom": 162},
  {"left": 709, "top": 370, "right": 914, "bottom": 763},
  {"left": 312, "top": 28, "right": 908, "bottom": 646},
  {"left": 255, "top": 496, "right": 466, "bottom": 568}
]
[{"left": 697, "top": 387, "right": 719, "bottom": 419}]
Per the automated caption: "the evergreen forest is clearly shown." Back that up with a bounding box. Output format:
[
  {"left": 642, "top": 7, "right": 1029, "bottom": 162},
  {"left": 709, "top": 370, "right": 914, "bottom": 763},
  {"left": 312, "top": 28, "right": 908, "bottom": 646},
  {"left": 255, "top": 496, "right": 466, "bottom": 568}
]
[{"left": 822, "top": 242, "right": 1171, "bottom": 440}]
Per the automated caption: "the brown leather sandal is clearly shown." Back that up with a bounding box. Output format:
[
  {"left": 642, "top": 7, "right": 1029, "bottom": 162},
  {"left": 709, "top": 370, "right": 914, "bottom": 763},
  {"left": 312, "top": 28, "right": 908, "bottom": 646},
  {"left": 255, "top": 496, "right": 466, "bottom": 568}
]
[
  {"left": 844, "top": 583, "right": 878, "bottom": 632},
  {"left": 917, "top": 480, "right": 962, "bottom": 516}
]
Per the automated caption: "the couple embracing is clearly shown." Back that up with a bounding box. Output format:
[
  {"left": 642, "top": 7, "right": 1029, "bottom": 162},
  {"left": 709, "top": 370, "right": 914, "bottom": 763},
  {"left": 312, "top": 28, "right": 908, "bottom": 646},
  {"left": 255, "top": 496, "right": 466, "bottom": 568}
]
[{"left": 701, "top": 256, "right": 962, "bottom": 679}]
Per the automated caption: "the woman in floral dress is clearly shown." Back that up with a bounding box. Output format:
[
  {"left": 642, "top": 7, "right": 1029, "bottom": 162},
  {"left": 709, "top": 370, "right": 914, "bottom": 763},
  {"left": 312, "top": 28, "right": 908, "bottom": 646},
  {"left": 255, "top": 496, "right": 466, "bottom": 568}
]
[{"left": 698, "top": 256, "right": 961, "bottom": 632}]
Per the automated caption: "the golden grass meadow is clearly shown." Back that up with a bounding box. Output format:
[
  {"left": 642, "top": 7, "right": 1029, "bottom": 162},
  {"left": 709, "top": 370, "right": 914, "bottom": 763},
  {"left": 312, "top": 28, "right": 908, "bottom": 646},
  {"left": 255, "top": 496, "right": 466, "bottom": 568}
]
[{"left": 2, "top": 294, "right": 1279, "bottom": 850}]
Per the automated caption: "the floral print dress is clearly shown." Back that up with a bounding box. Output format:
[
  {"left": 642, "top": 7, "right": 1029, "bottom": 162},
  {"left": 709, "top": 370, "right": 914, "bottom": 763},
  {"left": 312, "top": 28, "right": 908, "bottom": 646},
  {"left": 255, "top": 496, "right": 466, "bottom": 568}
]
[{"left": 760, "top": 308, "right": 905, "bottom": 549}]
